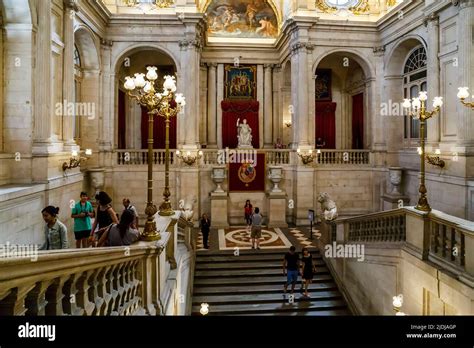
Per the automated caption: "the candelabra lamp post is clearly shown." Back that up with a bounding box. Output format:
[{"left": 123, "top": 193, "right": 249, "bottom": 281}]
[
  {"left": 403, "top": 92, "right": 443, "bottom": 212},
  {"left": 124, "top": 67, "right": 186, "bottom": 240}
]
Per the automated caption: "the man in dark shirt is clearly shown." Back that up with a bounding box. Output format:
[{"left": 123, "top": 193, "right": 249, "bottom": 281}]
[{"left": 283, "top": 246, "right": 300, "bottom": 296}]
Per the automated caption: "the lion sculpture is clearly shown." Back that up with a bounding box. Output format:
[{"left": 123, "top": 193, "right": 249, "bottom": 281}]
[{"left": 317, "top": 192, "right": 338, "bottom": 222}]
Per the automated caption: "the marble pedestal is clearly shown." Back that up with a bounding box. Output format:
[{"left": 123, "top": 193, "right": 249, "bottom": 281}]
[
  {"left": 210, "top": 192, "right": 229, "bottom": 228},
  {"left": 266, "top": 192, "right": 288, "bottom": 228},
  {"left": 381, "top": 194, "right": 410, "bottom": 210}
]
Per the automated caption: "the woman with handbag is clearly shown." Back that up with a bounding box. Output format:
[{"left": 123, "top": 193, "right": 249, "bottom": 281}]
[
  {"left": 90, "top": 191, "right": 119, "bottom": 246},
  {"left": 96, "top": 209, "right": 139, "bottom": 247}
]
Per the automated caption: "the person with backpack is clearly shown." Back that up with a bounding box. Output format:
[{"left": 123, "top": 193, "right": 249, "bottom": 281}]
[
  {"left": 97, "top": 209, "right": 139, "bottom": 247},
  {"left": 122, "top": 198, "right": 139, "bottom": 229},
  {"left": 90, "top": 191, "right": 119, "bottom": 246},
  {"left": 40, "top": 206, "right": 68, "bottom": 250},
  {"left": 71, "top": 192, "right": 95, "bottom": 248}
]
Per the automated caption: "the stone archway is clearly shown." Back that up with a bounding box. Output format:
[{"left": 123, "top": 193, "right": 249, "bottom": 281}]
[{"left": 312, "top": 50, "right": 372, "bottom": 150}]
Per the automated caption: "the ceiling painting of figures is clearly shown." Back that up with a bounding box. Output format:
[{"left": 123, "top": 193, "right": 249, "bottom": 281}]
[{"left": 204, "top": 0, "right": 279, "bottom": 42}]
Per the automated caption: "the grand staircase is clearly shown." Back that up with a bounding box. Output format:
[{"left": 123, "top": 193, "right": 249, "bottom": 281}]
[{"left": 191, "top": 248, "right": 351, "bottom": 316}]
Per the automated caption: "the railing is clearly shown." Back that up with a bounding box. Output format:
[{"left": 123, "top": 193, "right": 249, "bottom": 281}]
[
  {"left": 114, "top": 149, "right": 371, "bottom": 166},
  {"left": 333, "top": 207, "right": 474, "bottom": 283},
  {"left": 0, "top": 213, "right": 193, "bottom": 316},
  {"left": 116, "top": 150, "right": 176, "bottom": 166},
  {"left": 428, "top": 215, "right": 467, "bottom": 272},
  {"left": 346, "top": 210, "right": 406, "bottom": 243},
  {"left": 316, "top": 150, "right": 371, "bottom": 165}
]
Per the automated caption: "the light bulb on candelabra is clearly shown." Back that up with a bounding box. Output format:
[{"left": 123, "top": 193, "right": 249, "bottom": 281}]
[
  {"left": 85, "top": 149, "right": 92, "bottom": 156},
  {"left": 433, "top": 97, "right": 443, "bottom": 108},
  {"left": 134, "top": 73, "right": 146, "bottom": 88},
  {"left": 200, "top": 303, "right": 209, "bottom": 315},
  {"left": 417, "top": 147, "right": 422, "bottom": 155},
  {"left": 71, "top": 150, "right": 78, "bottom": 157},
  {"left": 418, "top": 91, "right": 428, "bottom": 101},
  {"left": 392, "top": 294, "right": 403, "bottom": 309},
  {"left": 146, "top": 66, "right": 158, "bottom": 81},
  {"left": 124, "top": 76, "right": 136, "bottom": 90},
  {"left": 163, "top": 75, "right": 176, "bottom": 91},
  {"left": 143, "top": 81, "right": 153, "bottom": 93},
  {"left": 435, "top": 149, "right": 441, "bottom": 155},
  {"left": 402, "top": 98, "right": 412, "bottom": 109},
  {"left": 412, "top": 97, "right": 421, "bottom": 110},
  {"left": 457, "top": 87, "right": 469, "bottom": 100}
]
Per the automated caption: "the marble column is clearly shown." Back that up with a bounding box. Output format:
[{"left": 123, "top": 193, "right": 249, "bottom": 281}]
[
  {"left": 179, "top": 36, "right": 201, "bottom": 149},
  {"left": 272, "top": 65, "right": 282, "bottom": 143},
  {"left": 257, "top": 64, "right": 264, "bottom": 149},
  {"left": 264, "top": 64, "right": 274, "bottom": 148},
  {"left": 207, "top": 63, "right": 217, "bottom": 147},
  {"left": 456, "top": 0, "right": 474, "bottom": 150},
  {"left": 99, "top": 39, "right": 114, "bottom": 167},
  {"left": 216, "top": 64, "right": 224, "bottom": 149},
  {"left": 32, "top": 0, "right": 53, "bottom": 154},
  {"left": 370, "top": 49, "right": 387, "bottom": 154},
  {"left": 62, "top": 0, "right": 78, "bottom": 150},
  {"left": 291, "top": 43, "right": 313, "bottom": 148},
  {"left": 290, "top": 47, "right": 299, "bottom": 149},
  {"left": 426, "top": 14, "right": 440, "bottom": 147}
]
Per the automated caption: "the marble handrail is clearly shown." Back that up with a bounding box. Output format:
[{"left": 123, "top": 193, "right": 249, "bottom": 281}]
[
  {"left": 0, "top": 218, "right": 179, "bottom": 316},
  {"left": 316, "top": 150, "right": 371, "bottom": 165}
]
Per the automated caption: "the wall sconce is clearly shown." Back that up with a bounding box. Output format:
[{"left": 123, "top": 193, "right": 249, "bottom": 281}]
[
  {"left": 297, "top": 148, "right": 315, "bottom": 165},
  {"left": 199, "top": 303, "right": 209, "bottom": 315},
  {"left": 426, "top": 149, "right": 446, "bottom": 168},
  {"left": 392, "top": 294, "right": 406, "bottom": 316},
  {"left": 62, "top": 149, "right": 92, "bottom": 171},
  {"left": 457, "top": 87, "right": 474, "bottom": 109},
  {"left": 284, "top": 120, "right": 292, "bottom": 128},
  {"left": 176, "top": 150, "right": 203, "bottom": 166}
]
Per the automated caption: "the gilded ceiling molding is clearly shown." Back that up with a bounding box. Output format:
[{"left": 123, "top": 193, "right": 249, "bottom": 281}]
[
  {"left": 387, "top": 0, "right": 397, "bottom": 6},
  {"left": 349, "top": 0, "right": 370, "bottom": 15},
  {"left": 315, "top": 0, "right": 337, "bottom": 13}
]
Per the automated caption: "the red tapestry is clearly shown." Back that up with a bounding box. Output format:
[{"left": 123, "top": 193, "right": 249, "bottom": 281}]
[
  {"left": 228, "top": 153, "right": 265, "bottom": 192},
  {"left": 118, "top": 90, "right": 126, "bottom": 149},
  {"left": 315, "top": 101, "right": 336, "bottom": 149},
  {"left": 222, "top": 100, "right": 259, "bottom": 149},
  {"left": 352, "top": 93, "right": 364, "bottom": 149},
  {"left": 141, "top": 107, "right": 177, "bottom": 149}
]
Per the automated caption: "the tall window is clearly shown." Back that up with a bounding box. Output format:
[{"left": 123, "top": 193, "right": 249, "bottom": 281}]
[
  {"left": 73, "top": 45, "right": 82, "bottom": 141},
  {"left": 403, "top": 46, "right": 427, "bottom": 144}
]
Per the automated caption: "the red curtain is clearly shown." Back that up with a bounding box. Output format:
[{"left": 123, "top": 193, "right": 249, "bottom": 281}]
[
  {"left": 118, "top": 90, "right": 126, "bottom": 149},
  {"left": 222, "top": 100, "right": 259, "bottom": 149},
  {"left": 352, "top": 93, "right": 364, "bottom": 149},
  {"left": 141, "top": 107, "right": 177, "bottom": 149},
  {"left": 315, "top": 102, "right": 336, "bottom": 149}
]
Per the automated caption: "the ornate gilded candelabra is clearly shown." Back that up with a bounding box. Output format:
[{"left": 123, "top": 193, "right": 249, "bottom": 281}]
[
  {"left": 62, "top": 149, "right": 92, "bottom": 171},
  {"left": 176, "top": 150, "right": 203, "bottom": 166},
  {"left": 124, "top": 67, "right": 185, "bottom": 240},
  {"left": 403, "top": 92, "right": 443, "bottom": 212},
  {"left": 297, "top": 148, "right": 316, "bottom": 165},
  {"left": 457, "top": 87, "right": 474, "bottom": 109}
]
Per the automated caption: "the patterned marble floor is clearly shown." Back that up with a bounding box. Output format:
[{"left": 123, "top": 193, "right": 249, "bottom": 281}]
[{"left": 195, "top": 225, "right": 322, "bottom": 251}]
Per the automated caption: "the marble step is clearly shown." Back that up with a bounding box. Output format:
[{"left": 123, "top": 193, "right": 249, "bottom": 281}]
[
  {"left": 229, "top": 308, "right": 352, "bottom": 316},
  {"left": 194, "top": 267, "right": 329, "bottom": 278},
  {"left": 192, "top": 290, "right": 342, "bottom": 306},
  {"left": 196, "top": 248, "right": 320, "bottom": 258},
  {"left": 193, "top": 273, "right": 334, "bottom": 286},
  {"left": 196, "top": 253, "right": 322, "bottom": 264},
  {"left": 195, "top": 260, "right": 326, "bottom": 271},
  {"left": 191, "top": 299, "right": 348, "bottom": 315},
  {"left": 192, "top": 282, "right": 338, "bottom": 295}
]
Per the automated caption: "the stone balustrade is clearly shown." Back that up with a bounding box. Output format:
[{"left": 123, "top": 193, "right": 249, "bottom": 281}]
[
  {"left": 0, "top": 212, "right": 194, "bottom": 316},
  {"left": 345, "top": 210, "right": 406, "bottom": 243},
  {"left": 114, "top": 149, "right": 372, "bottom": 167}
]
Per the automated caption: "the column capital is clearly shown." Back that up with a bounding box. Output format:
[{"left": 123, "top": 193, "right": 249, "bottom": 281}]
[
  {"left": 373, "top": 45, "right": 386, "bottom": 57},
  {"left": 63, "top": 0, "right": 79, "bottom": 12},
  {"left": 290, "top": 42, "right": 314, "bottom": 56},
  {"left": 264, "top": 63, "right": 275, "bottom": 70},
  {"left": 179, "top": 38, "right": 203, "bottom": 50},
  {"left": 423, "top": 13, "right": 439, "bottom": 27},
  {"left": 100, "top": 38, "right": 113, "bottom": 47},
  {"left": 206, "top": 62, "right": 218, "bottom": 68},
  {"left": 458, "top": 0, "right": 474, "bottom": 9}
]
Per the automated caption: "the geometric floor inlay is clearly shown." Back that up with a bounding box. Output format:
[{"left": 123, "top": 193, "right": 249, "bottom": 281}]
[
  {"left": 289, "top": 227, "right": 321, "bottom": 247},
  {"left": 218, "top": 227, "right": 292, "bottom": 250}
]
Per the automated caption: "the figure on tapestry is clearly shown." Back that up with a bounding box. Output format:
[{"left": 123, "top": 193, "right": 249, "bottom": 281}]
[{"left": 206, "top": 0, "right": 278, "bottom": 39}]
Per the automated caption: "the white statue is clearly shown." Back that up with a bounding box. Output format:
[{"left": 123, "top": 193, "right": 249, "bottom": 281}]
[
  {"left": 236, "top": 118, "right": 253, "bottom": 148},
  {"left": 180, "top": 195, "right": 197, "bottom": 221},
  {"left": 317, "top": 192, "right": 338, "bottom": 222}
]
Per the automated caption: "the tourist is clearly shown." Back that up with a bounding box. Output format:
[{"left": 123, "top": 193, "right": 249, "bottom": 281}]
[
  {"left": 96, "top": 209, "right": 139, "bottom": 247},
  {"left": 250, "top": 207, "right": 263, "bottom": 249},
  {"left": 283, "top": 246, "right": 300, "bottom": 296},
  {"left": 244, "top": 199, "right": 253, "bottom": 228},
  {"left": 316, "top": 137, "right": 326, "bottom": 149},
  {"left": 200, "top": 213, "right": 211, "bottom": 249},
  {"left": 300, "top": 247, "right": 316, "bottom": 298},
  {"left": 274, "top": 138, "right": 283, "bottom": 149},
  {"left": 122, "top": 198, "right": 139, "bottom": 229},
  {"left": 71, "top": 192, "right": 95, "bottom": 248},
  {"left": 90, "top": 191, "right": 119, "bottom": 246},
  {"left": 40, "top": 206, "right": 68, "bottom": 250}
]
